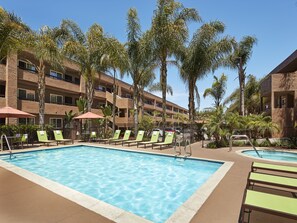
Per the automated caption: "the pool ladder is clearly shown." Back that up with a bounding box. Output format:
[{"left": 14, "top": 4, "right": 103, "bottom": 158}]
[
  {"left": 229, "top": 134, "right": 262, "bottom": 158},
  {"left": 1, "top": 134, "right": 14, "bottom": 159},
  {"left": 174, "top": 139, "right": 192, "bottom": 158}
]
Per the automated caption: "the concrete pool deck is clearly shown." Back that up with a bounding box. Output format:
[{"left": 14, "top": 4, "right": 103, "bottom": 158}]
[{"left": 0, "top": 142, "right": 296, "bottom": 223}]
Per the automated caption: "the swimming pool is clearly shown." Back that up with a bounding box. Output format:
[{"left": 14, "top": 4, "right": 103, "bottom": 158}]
[
  {"left": 242, "top": 150, "right": 297, "bottom": 163},
  {"left": 0, "top": 146, "right": 230, "bottom": 223}
]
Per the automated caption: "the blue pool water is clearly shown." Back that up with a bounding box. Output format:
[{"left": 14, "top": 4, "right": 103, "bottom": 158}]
[
  {"left": 0, "top": 146, "right": 222, "bottom": 223},
  {"left": 243, "top": 150, "right": 297, "bottom": 162}
]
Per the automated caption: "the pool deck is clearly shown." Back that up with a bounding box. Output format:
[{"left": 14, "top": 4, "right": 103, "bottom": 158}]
[{"left": 0, "top": 142, "right": 296, "bottom": 223}]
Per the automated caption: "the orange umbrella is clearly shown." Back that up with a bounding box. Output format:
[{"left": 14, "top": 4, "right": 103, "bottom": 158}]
[
  {"left": 0, "top": 106, "right": 35, "bottom": 125},
  {"left": 74, "top": 112, "right": 104, "bottom": 119}
]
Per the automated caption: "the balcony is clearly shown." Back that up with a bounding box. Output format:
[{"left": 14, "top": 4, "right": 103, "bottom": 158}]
[
  {"left": 18, "top": 68, "right": 81, "bottom": 93},
  {"left": 106, "top": 91, "right": 133, "bottom": 108},
  {"left": 115, "top": 117, "right": 133, "bottom": 127}
]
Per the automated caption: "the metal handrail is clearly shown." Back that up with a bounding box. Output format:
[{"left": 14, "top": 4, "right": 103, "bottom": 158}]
[
  {"left": 1, "top": 134, "right": 14, "bottom": 159},
  {"left": 229, "top": 134, "right": 262, "bottom": 158}
]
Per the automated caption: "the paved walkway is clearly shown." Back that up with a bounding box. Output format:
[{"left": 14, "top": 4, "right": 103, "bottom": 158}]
[{"left": 0, "top": 142, "right": 296, "bottom": 223}]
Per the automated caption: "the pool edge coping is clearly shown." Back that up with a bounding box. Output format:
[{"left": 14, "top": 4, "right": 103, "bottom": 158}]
[{"left": 0, "top": 144, "right": 233, "bottom": 223}]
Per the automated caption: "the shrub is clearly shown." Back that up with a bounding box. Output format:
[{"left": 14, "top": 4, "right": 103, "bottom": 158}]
[{"left": 206, "top": 141, "right": 217, "bottom": 149}]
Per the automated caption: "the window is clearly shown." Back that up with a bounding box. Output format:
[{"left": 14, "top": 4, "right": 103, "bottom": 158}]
[
  {"left": 18, "top": 89, "right": 35, "bottom": 101},
  {"left": 96, "top": 85, "right": 106, "bottom": 92},
  {"left": 50, "top": 118, "right": 62, "bottom": 128},
  {"left": 50, "top": 70, "right": 63, "bottom": 80},
  {"left": 50, "top": 94, "right": 63, "bottom": 104},
  {"left": 0, "top": 85, "right": 5, "bottom": 97},
  {"left": 19, "top": 118, "right": 35, "bottom": 125},
  {"left": 64, "top": 96, "right": 72, "bottom": 105},
  {"left": 18, "top": 60, "right": 36, "bottom": 72},
  {"left": 74, "top": 77, "right": 80, "bottom": 85},
  {"left": 64, "top": 74, "right": 72, "bottom": 82}
]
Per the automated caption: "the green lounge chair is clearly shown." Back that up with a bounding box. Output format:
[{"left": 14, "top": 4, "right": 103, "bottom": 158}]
[
  {"left": 110, "top": 130, "right": 131, "bottom": 145},
  {"left": 137, "top": 131, "right": 159, "bottom": 148},
  {"left": 152, "top": 132, "right": 175, "bottom": 149},
  {"left": 252, "top": 162, "right": 297, "bottom": 174},
  {"left": 99, "top": 130, "right": 121, "bottom": 144},
  {"left": 37, "top": 131, "right": 55, "bottom": 146},
  {"left": 20, "top": 134, "right": 28, "bottom": 149},
  {"left": 53, "top": 130, "right": 73, "bottom": 145},
  {"left": 248, "top": 172, "right": 297, "bottom": 192},
  {"left": 122, "top": 130, "right": 145, "bottom": 146},
  {"left": 239, "top": 189, "right": 297, "bottom": 223}
]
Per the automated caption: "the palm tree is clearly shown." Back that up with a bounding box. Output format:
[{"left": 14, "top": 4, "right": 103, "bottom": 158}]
[
  {"left": 126, "top": 8, "right": 157, "bottom": 134},
  {"left": 224, "top": 74, "right": 260, "bottom": 114},
  {"left": 180, "top": 21, "right": 232, "bottom": 142},
  {"left": 61, "top": 20, "right": 108, "bottom": 112},
  {"left": 0, "top": 7, "right": 29, "bottom": 61},
  {"left": 150, "top": 0, "right": 200, "bottom": 139},
  {"left": 26, "top": 25, "right": 64, "bottom": 128},
  {"left": 100, "top": 105, "right": 112, "bottom": 137},
  {"left": 203, "top": 73, "right": 227, "bottom": 108},
  {"left": 100, "top": 38, "right": 128, "bottom": 133},
  {"left": 225, "top": 36, "right": 257, "bottom": 116}
]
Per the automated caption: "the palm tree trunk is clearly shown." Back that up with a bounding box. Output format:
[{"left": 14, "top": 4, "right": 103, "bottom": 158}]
[
  {"left": 133, "top": 82, "right": 139, "bottom": 135},
  {"left": 161, "top": 58, "right": 167, "bottom": 141},
  {"left": 37, "top": 61, "right": 45, "bottom": 129},
  {"left": 188, "top": 81, "right": 195, "bottom": 143},
  {"left": 112, "top": 69, "right": 116, "bottom": 133},
  {"left": 86, "top": 77, "right": 94, "bottom": 112},
  {"left": 238, "top": 63, "right": 245, "bottom": 116}
]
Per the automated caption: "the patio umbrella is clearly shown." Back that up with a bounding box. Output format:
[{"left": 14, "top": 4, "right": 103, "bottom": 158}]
[
  {"left": 74, "top": 112, "right": 104, "bottom": 140},
  {"left": 0, "top": 106, "right": 35, "bottom": 124},
  {"left": 74, "top": 112, "right": 104, "bottom": 119}
]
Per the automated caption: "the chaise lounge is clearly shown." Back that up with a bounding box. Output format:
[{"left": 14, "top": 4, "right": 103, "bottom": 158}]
[
  {"left": 53, "top": 130, "right": 73, "bottom": 145},
  {"left": 137, "top": 131, "right": 159, "bottom": 148},
  {"left": 109, "top": 130, "right": 131, "bottom": 145},
  {"left": 152, "top": 132, "right": 174, "bottom": 149},
  {"left": 37, "top": 131, "right": 55, "bottom": 146},
  {"left": 122, "top": 130, "right": 144, "bottom": 146},
  {"left": 252, "top": 162, "right": 297, "bottom": 174},
  {"left": 99, "top": 130, "right": 121, "bottom": 144},
  {"left": 238, "top": 189, "right": 297, "bottom": 223}
]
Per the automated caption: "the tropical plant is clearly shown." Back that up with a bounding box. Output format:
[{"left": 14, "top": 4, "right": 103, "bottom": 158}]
[
  {"left": 99, "top": 105, "right": 112, "bottom": 137},
  {"left": 138, "top": 115, "right": 155, "bottom": 137},
  {"left": 100, "top": 37, "right": 128, "bottom": 133},
  {"left": 150, "top": 0, "right": 200, "bottom": 140},
  {"left": 61, "top": 20, "right": 109, "bottom": 112},
  {"left": 64, "top": 110, "right": 76, "bottom": 128},
  {"left": 26, "top": 25, "right": 64, "bottom": 128},
  {"left": 76, "top": 97, "right": 87, "bottom": 114},
  {"left": 203, "top": 106, "right": 228, "bottom": 147},
  {"left": 126, "top": 8, "right": 158, "bottom": 134},
  {"left": 180, "top": 21, "right": 233, "bottom": 142},
  {"left": 224, "top": 36, "right": 257, "bottom": 116},
  {"left": 224, "top": 74, "right": 261, "bottom": 114},
  {"left": 203, "top": 73, "right": 227, "bottom": 108},
  {"left": 0, "top": 7, "right": 29, "bottom": 61}
]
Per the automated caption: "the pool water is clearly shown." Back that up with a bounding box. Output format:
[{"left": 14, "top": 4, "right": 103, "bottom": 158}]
[
  {"left": 0, "top": 146, "right": 222, "bottom": 223},
  {"left": 243, "top": 150, "right": 297, "bottom": 162}
]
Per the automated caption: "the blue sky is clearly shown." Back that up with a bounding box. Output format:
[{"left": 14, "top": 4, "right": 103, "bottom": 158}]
[{"left": 2, "top": 0, "right": 297, "bottom": 110}]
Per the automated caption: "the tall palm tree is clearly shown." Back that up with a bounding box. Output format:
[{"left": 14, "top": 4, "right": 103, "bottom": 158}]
[
  {"left": 126, "top": 8, "right": 156, "bottom": 134},
  {"left": 203, "top": 73, "right": 227, "bottom": 108},
  {"left": 180, "top": 21, "right": 232, "bottom": 142},
  {"left": 61, "top": 20, "right": 108, "bottom": 112},
  {"left": 26, "top": 25, "right": 64, "bottom": 128},
  {"left": 224, "top": 74, "right": 260, "bottom": 114},
  {"left": 150, "top": 0, "right": 200, "bottom": 139},
  {"left": 225, "top": 36, "right": 257, "bottom": 116},
  {"left": 100, "top": 38, "right": 128, "bottom": 133},
  {"left": 0, "top": 7, "right": 29, "bottom": 61}
]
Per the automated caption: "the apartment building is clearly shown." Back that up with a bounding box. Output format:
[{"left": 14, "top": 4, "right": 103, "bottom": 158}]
[
  {"left": 0, "top": 51, "right": 188, "bottom": 129},
  {"left": 260, "top": 50, "right": 297, "bottom": 137}
]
